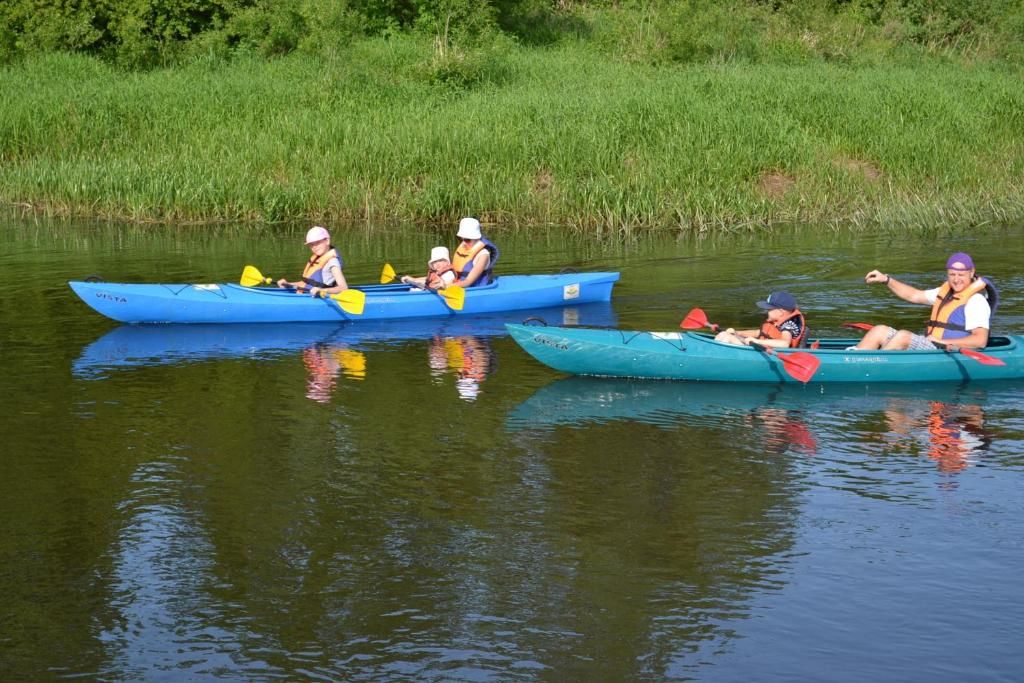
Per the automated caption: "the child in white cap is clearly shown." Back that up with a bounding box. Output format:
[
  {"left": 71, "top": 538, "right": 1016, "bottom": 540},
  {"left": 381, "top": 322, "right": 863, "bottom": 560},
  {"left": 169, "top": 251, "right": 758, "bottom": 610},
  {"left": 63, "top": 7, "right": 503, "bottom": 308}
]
[{"left": 402, "top": 246, "right": 458, "bottom": 290}]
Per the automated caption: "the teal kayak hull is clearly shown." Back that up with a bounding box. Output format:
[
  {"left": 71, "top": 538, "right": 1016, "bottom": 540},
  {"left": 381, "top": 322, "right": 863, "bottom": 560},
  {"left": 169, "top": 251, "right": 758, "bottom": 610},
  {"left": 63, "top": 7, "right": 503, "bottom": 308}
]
[
  {"left": 506, "top": 324, "right": 1024, "bottom": 383},
  {"left": 68, "top": 272, "right": 618, "bottom": 324}
]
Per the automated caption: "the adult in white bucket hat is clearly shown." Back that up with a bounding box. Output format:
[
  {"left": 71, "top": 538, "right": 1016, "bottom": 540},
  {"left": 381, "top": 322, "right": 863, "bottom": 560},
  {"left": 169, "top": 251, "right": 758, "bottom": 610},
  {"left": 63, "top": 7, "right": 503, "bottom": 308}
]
[
  {"left": 277, "top": 225, "right": 349, "bottom": 296},
  {"left": 451, "top": 217, "right": 499, "bottom": 287},
  {"left": 401, "top": 246, "right": 458, "bottom": 290}
]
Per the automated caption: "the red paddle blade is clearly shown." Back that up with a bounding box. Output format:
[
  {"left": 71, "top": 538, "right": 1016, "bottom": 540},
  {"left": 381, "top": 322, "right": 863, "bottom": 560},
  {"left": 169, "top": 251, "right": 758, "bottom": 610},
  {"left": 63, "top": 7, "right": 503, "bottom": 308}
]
[
  {"left": 680, "top": 307, "right": 709, "bottom": 330},
  {"left": 958, "top": 348, "right": 1006, "bottom": 366},
  {"left": 777, "top": 351, "right": 821, "bottom": 383},
  {"left": 842, "top": 322, "right": 874, "bottom": 331}
]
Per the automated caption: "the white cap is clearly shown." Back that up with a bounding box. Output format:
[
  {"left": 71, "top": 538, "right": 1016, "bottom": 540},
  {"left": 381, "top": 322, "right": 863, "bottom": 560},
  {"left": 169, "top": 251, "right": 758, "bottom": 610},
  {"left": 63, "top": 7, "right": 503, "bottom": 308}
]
[
  {"left": 429, "top": 246, "right": 450, "bottom": 265},
  {"left": 456, "top": 217, "right": 481, "bottom": 240},
  {"left": 305, "top": 226, "right": 330, "bottom": 244}
]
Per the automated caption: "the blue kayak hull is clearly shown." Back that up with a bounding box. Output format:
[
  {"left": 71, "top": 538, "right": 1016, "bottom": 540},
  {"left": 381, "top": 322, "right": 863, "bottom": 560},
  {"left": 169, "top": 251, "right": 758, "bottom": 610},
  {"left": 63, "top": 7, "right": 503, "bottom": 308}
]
[
  {"left": 506, "top": 324, "right": 1024, "bottom": 383},
  {"left": 68, "top": 272, "right": 619, "bottom": 323}
]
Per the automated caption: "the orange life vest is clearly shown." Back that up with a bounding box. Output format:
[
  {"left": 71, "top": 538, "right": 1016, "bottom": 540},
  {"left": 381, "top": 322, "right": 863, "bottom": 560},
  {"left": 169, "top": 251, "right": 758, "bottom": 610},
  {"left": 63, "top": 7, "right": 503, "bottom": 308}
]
[
  {"left": 758, "top": 309, "right": 807, "bottom": 348},
  {"left": 301, "top": 247, "right": 341, "bottom": 288},
  {"left": 426, "top": 264, "right": 457, "bottom": 289},
  {"left": 926, "top": 277, "right": 994, "bottom": 341}
]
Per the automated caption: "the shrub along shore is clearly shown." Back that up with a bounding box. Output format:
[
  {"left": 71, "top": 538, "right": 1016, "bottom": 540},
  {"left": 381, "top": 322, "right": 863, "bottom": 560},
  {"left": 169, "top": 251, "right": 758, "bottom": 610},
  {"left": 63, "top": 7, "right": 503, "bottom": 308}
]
[{"left": 2, "top": 37, "right": 1023, "bottom": 232}]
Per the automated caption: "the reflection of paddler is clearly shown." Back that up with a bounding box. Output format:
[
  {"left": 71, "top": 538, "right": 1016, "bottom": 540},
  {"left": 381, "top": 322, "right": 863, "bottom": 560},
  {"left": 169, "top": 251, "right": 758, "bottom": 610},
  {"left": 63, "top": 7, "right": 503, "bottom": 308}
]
[
  {"left": 927, "top": 402, "right": 987, "bottom": 473},
  {"left": 744, "top": 407, "right": 817, "bottom": 455},
  {"left": 334, "top": 348, "right": 366, "bottom": 380},
  {"left": 302, "top": 344, "right": 366, "bottom": 402},
  {"left": 427, "top": 335, "right": 495, "bottom": 401}
]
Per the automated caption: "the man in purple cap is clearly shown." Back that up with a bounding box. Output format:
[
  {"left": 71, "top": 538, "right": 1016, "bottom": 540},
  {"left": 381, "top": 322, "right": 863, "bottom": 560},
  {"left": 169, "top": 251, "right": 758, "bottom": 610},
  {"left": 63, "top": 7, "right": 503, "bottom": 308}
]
[{"left": 850, "top": 252, "right": 998, "bottom": 351}]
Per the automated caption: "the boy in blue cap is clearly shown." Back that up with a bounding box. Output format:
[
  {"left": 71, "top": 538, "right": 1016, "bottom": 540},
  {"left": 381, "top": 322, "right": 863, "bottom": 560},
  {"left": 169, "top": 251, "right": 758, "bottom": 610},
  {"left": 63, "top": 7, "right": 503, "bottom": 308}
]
[{"left": 714, "top": 291, "right": 807, "bottom": 348}]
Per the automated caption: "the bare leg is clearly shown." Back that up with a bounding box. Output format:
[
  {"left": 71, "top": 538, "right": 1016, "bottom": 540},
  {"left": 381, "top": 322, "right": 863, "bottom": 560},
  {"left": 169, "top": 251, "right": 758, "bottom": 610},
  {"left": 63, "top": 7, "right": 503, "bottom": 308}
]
[
  {"left": 854, "top": 325, "right": 894, "bottom": 350},
  {"left": 714, "top": 331, "right": 746, "bottom": 346},
  {"left": 882, "top": 329, "right": 913, "bottom": 350}
]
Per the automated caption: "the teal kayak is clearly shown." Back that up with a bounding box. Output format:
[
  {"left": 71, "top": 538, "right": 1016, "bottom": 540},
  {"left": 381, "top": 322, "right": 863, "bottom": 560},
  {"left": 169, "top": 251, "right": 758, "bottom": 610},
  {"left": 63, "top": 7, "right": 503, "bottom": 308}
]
[
  {"left": 68, "top": 272, "right": 619, "bottom": 324},
  {"left": 505, "top": 323, "right": 1024, "bottom": 383}
]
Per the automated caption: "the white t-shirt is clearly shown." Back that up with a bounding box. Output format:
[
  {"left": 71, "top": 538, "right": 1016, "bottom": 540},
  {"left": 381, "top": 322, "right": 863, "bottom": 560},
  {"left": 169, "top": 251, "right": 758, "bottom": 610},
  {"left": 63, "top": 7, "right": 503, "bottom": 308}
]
[
  {"left": 924, "top": 287, "right": 991, "bottom": 330},
  {"left": 438, "top": 270, "right": 457, "bottom": 286}
]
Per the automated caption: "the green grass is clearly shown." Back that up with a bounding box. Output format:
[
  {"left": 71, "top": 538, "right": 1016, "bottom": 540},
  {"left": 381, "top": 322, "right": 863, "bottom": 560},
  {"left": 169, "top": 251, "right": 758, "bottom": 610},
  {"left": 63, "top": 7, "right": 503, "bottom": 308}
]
[{"left": 1, "top": 36, "right": 1023, "bottom": 232}]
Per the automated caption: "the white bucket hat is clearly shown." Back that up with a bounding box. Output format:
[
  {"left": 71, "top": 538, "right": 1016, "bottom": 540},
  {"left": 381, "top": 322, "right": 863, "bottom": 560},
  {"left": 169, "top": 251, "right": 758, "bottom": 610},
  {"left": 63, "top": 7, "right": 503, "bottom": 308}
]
[
  {"left": 456, "top": 217, "right": 481, "bottom": 240},
  {"left": 429, "top": 246, "right": 450, "bottom": 265},
  {"left": 305, "top": 226, "right": 330, "bottom": 244}
]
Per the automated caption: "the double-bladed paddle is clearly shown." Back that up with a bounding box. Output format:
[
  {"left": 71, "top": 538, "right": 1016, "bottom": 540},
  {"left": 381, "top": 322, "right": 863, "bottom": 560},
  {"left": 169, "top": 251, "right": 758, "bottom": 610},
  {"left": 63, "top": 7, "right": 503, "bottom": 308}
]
[
  {"left": 380, "top": 262, "right": 465, "bottom": 311},
  {"left": 681, "top": 307, "right": 821, "bottom": 382},
  {"left": 842, "top": 322, "right": 1005, "bottom": 366},
  {"left": 239, "top": 265, "right": 366, "bottom": 315}
]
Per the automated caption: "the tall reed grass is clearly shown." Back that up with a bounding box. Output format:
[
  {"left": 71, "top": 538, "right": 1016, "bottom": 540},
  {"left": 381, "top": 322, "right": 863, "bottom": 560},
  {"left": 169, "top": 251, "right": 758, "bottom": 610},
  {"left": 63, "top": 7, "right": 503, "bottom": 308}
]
[{"left": 1, "top": 37, "right": 1022, "bottom": 232}]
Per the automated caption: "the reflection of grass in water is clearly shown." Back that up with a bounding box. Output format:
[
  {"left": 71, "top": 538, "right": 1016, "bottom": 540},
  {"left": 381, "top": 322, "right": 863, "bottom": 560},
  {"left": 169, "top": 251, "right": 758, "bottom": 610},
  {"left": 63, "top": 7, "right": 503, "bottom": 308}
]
[{"left": 2, "top": 40, "right": 1023, "bottom": 232}]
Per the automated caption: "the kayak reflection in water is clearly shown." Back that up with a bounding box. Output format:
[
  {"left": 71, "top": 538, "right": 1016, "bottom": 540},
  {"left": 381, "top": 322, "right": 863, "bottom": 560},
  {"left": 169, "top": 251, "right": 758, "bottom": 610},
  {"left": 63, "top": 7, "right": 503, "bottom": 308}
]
[
  {"left": 883, "top": 399, "right": 990, "bottom": 474},
  {"left": 302, "top": 343, "right": 366, "bottom": 403},
  {"left": 428, "top": 335, "right": 495, "bottom": 402}
]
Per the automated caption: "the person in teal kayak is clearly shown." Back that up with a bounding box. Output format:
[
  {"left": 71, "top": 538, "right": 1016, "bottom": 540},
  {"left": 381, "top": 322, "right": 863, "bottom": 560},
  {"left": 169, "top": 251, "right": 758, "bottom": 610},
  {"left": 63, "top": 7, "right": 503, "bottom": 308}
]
[
  {"left": 277, "top": 226, "right": 349, "bottom": 297},
  {"left": 849, "top": 252, "right": 997, "bottom": 351},
  {"left": 714, "top": 291, "right": 808, "bottom": 348},
  {"left": 451, "top": 217, "right": 499, "bottom": 287},
  {"left": 401, "top": 246, "right": 458, "bottom": 290}
]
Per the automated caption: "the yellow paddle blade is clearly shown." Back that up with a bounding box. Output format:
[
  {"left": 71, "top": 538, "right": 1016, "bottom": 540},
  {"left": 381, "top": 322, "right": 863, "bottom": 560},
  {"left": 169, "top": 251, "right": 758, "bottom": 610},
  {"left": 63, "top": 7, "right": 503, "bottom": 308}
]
[
  {"left": 380, "top": 263, "right": 397, "bottom": 284},
  {"left": 441, "top": 285, "right": 465, "bottom": 311},
  {"left": 330, "top": 288, "right": 366, "bottom": 315},
  {"left": 240, "top": 265, "right": 272, "bottom": 287}
]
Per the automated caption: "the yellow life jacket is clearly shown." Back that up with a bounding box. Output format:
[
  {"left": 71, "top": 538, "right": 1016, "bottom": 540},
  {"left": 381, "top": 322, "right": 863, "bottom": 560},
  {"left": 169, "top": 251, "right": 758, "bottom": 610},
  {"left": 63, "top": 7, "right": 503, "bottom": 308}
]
[
  {"left": 301, "top": 248, "right": 341, "bottom": 288},
  {"left": 452, "top": 241, "right": 485, "bottom": 277}
]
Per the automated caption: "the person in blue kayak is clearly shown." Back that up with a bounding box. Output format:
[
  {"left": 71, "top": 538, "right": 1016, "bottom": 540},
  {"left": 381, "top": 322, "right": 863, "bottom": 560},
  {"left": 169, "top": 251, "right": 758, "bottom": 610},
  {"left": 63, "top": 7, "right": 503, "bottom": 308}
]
[
  {"left": 714, "top": 291, "right": 808, "bottom": 348},
  {"left": 451, "top": 217, "right": 499, "bottom": 287},
  {"left": 401, "top": 246, "right": 458, "bottom": 290},
  {"left": 277, "top": 226, "right": 349, "bottom": 297},
  {"left": 850, "top": 252, "right": 997, "bottom": 351}
]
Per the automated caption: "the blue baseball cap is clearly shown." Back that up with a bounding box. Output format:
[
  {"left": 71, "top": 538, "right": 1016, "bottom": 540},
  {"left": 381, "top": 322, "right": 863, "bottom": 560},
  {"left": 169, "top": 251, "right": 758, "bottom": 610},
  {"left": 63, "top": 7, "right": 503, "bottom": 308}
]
[{"left": 756, "top": 291, "right": 797, "bottom": 311}]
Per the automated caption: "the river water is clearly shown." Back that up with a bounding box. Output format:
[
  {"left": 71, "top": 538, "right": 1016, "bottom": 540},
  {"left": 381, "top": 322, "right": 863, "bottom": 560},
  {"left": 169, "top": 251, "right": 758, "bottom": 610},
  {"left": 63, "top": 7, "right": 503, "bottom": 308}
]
[{"left": 2, "top": 216, "right": 1023, "bottom": 681}]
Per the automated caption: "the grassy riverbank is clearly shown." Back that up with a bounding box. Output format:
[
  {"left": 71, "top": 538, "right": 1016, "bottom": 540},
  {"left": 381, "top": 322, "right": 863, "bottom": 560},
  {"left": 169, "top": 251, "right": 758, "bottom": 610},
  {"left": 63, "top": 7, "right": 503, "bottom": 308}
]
[{"left": 2, "top": 36, "right": 1023, "bottom": 232}]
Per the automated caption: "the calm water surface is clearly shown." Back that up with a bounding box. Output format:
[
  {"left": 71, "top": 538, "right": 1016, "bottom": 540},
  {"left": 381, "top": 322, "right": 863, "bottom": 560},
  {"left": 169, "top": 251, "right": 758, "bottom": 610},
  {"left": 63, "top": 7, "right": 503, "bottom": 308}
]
[{"left": 2, "top": 216, "right": 1023, "bottom": 681}]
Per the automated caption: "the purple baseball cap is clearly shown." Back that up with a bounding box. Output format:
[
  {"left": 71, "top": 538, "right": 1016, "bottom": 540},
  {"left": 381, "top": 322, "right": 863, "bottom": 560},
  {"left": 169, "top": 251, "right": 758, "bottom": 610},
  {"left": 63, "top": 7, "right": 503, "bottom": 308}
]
[{"left": 946, "top": 252, "right": 974, "bottom": 271}]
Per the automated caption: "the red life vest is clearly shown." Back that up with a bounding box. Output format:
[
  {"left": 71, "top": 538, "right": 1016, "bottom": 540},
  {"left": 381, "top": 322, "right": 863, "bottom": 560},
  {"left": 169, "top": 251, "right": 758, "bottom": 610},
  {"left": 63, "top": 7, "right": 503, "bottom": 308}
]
[
  {"left": 926, "top": 277, "right": 994, "bottom": 341},
  {"left": 758, "top": 309, "right": 807, "bottom": 348},
  {"left": 426, "top": 264, "right": 457, "bottom": 289}
]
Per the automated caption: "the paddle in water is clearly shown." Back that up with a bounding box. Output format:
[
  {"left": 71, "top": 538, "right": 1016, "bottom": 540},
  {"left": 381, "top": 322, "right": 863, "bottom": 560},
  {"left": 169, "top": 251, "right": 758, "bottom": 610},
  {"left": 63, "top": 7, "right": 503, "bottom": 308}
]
[
  {"left": 240, "top": 264, "right": 365, "bottom": 315},
  {"left": 380, "top": 262, "right": 465, "bottom": 311},
  {"left": 681, "top": 307, "right": 821, "bottom": 382},
  {"left": 842, "top": 321, "right": 1005, "bottom": 366}
]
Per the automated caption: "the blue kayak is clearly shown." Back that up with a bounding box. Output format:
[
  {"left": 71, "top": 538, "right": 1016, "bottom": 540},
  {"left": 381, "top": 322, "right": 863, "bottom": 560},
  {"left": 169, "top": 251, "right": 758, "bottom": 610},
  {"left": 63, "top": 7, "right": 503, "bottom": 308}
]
[
  {"left": 68, "top": 272, "right": 619, "bottom": 324},
  {"left": 506, "top": 323, "right": 1024, "bottom": 383}
]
